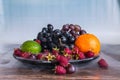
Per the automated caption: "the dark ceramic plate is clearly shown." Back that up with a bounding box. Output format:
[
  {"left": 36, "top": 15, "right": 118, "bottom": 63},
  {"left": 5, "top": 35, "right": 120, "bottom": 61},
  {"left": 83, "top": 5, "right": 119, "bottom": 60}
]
[{"left": 13, "top": 54, "right": 99, "bottom": 66}]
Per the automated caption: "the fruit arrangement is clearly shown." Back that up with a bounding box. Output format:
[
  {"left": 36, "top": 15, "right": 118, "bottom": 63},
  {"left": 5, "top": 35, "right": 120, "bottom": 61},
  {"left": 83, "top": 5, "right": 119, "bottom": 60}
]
[
  {"left": 13, "top": 24, "right": 108, "bottom": 75},
  {"left": 37, "top": 24, "right": 87, "bottom": 51}
]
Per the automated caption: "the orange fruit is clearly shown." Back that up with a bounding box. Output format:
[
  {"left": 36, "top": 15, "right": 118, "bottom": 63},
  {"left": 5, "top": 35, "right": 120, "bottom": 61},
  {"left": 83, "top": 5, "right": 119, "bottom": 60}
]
[{"left": 75, "top": 33, "right": 101, "bottom": 56}]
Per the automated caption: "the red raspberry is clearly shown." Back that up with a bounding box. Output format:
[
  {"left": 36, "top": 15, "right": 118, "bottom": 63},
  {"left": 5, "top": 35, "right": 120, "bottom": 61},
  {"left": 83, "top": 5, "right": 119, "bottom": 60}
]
[
  {"left": 78, "top": 52, "right": 85, "bottom": 59},
  {"left": 52, "top": 48, "right": 59, "bottom": 56},
  {"left": 98, "top": 58, "right": 108, "bottom": 69},
  {"left": 65, "top": 55, "right": 72, "bottom": 60},
  {"left": 56, "top": 55, "right": 61, "bottom": 61},
  {"left": 36, "top": 53, "right": 43, "bottom": 60},
  {"left": 64, "top": 48, "right": 72, "bottom": 54},
  {"left": 85, "top": 51, "right": 94, "bottom": 58},
  {"left": 21, "top": 52, "right": 31, "bottom": 58},
  {"left": 72, "top": 46, "right": 79, "bottom": 54},
  {"left": 55, "top": 65, "right": 66, "bottom": 75},
  {"left": 14, "top": 48, "right": 22, "bottom": 57},
  {"left": 59, "top": 56, "right": 69, "bottom": 67},
  {"left": 43, "top": 50, "right": 49, "bottom": 54}
]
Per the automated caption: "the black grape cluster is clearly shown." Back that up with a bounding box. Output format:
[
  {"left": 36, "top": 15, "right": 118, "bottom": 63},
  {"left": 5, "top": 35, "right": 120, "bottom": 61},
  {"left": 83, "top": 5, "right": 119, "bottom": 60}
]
[{"left": 37, "top": 24, "right": 87, "bottom": 51}]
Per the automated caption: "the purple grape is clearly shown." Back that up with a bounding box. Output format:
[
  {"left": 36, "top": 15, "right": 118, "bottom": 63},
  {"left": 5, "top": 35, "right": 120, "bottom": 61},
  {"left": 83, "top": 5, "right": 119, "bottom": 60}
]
[
  {"left": 70, "top": 30, "right": 76, "bottom": 35},
  {"left": 47, "top": 24, "right": 53, "bottom": 30},
  {"left": 69, "top": 36, "right": 75, "bottom": 43},
  {"left": 69, "top": 44, "right": 74, "bottom": 49},
  {"left": 42, "top": 27, "right": 48, "bottom": 33},
  {"left": 62, "top": 24, "right": 69, "bottom": 31},
  {"left": 73, "top": 34, "right": 79, "bottom": 39},
  {"left": 53, "top": 29, "right": 61, "bottom": 37},
  {"left": 74, "top": 25, "right": 81, "bottom": 32},
  {"left": 47, "top": 37, "right": 52, "bottom": 42},
  {"left": 61, "top": 36, "right": 67, "bottom": 43},
  {"left": 69, "top": 24, "right": 75, "bottom": 30},
  {"left": 40, "top": 37, "right": 47, "bottom": 43},
  {"left": 63, "top": 31, "right": 72, "bottom": 38},
  {"left": 29, "top": 55, "right": 36, "bottom": 60},
  {"left": 66, "top": 64, "right": 76, "bottom": 74},
  {"left": 80, "top": 30, "right": 87, "bottom": 35},
  {"left": 37, "top": 32, "right": 43, "bottom": 40}
]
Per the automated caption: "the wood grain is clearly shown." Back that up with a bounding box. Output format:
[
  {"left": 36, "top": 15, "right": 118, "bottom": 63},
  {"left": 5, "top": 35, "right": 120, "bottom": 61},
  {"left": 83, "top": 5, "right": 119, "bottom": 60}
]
[{"left": 0, "top": 68, "right": 119, "bottom": 80}]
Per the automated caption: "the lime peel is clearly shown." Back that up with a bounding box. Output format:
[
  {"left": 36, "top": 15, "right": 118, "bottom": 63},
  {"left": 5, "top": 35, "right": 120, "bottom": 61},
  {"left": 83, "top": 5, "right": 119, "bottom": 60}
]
[{"left": 20, "top": 40, "right": 42, "bottom": 54}]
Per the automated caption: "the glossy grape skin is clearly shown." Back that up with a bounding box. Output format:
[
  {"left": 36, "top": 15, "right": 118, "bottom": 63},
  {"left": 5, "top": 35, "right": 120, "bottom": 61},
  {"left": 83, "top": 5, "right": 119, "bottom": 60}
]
[
  {"left": 36, "top": 24, "right": 87, "bottom": 51},
  {"left": 80, "top": 30, "right": 87, "bottom": 35},
  {"left": 69, "top": 24, "right": 75, "bottom": 30},
  {"left": 40, "top": 37, "right": 47, "bottom": 43},
  {"left": 63, "top": 32, "right": 72, "bottom": 38},
  {"left": 69, "top": 44, "right": 74, "bottom": 49},
  {"left": 61, "top": 36, "right": 67, "bottom": 43},
  {"left": 66, "top": 64, "right": 76, "bottom": 74},
  {"left": 53, "top": 29, "right": 61, "bottom": 37},
  {"left": 47, "top": 24, "right": 54, "bottom": 32},
  {"left": 70, "top": 30, "right": 76, "bottom": 36},
  {"left": 47, "top": 37, "right": 52, "bottom": 42},
  {"left": 37, "top": 32, "right": 43, "bottom": 40},
  {"left": 62, "top": 24, "right": 69, "bottom": 31},
  {"left": 29, "top": 55, "right": 36, "bottom": 60},
  {"left": 68, "top": 36, "right": 75, "bottom": 43},
  {"left": 47, "top": 24, "right": 53, "bottom": 30},
  {"left": 42, "top": 27, "right": 48, "bottom": 33},
  {"left": 74, "top": 25, "right": 81, "bottom": 32}
]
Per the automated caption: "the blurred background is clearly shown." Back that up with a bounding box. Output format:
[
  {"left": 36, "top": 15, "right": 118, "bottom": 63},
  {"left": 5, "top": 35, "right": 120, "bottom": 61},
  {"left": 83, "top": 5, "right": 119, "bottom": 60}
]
[{"left": 0, "top": 0, "right": 120, "bottom": 44}]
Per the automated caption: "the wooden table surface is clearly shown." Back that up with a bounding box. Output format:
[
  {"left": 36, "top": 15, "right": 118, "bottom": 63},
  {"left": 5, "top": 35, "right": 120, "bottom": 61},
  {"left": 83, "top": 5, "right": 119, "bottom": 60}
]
[
  {"left": 0, "top": 44, "right": 120, "bottom": 80},
  {"left": 0, "top": 68, "right": 119, "bottom": 80}
]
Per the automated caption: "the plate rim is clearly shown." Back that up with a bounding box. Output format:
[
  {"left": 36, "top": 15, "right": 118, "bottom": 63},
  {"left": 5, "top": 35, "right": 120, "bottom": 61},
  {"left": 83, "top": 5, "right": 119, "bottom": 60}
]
[{"left": 13, "top": 54, "right": 99, "bottom": 64}]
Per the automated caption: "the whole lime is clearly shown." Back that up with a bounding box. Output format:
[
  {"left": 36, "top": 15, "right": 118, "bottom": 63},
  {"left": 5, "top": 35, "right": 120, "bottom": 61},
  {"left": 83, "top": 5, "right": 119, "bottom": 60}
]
[{"left": 20, "top": 40, "right": 42, "bottom": 54}]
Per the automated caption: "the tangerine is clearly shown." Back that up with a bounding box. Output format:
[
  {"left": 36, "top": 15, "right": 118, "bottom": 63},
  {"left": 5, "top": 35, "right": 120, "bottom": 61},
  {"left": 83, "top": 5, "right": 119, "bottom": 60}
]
[{"left": 75, "top": 33, "right": 101, "bottom": 56}]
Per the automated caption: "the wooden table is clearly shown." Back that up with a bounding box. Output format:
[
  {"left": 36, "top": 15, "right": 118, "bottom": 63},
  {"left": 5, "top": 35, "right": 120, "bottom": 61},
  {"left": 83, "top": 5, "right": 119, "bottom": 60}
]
[{"left": 0, "top": 44, "right": 120, "bottom": 80}]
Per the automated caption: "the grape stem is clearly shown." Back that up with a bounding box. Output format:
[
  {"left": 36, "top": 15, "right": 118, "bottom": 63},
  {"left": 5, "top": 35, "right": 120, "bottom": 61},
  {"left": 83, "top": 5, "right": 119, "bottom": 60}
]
[{"left": 59, "top": 38, "right": 66, "bottom": 47}]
